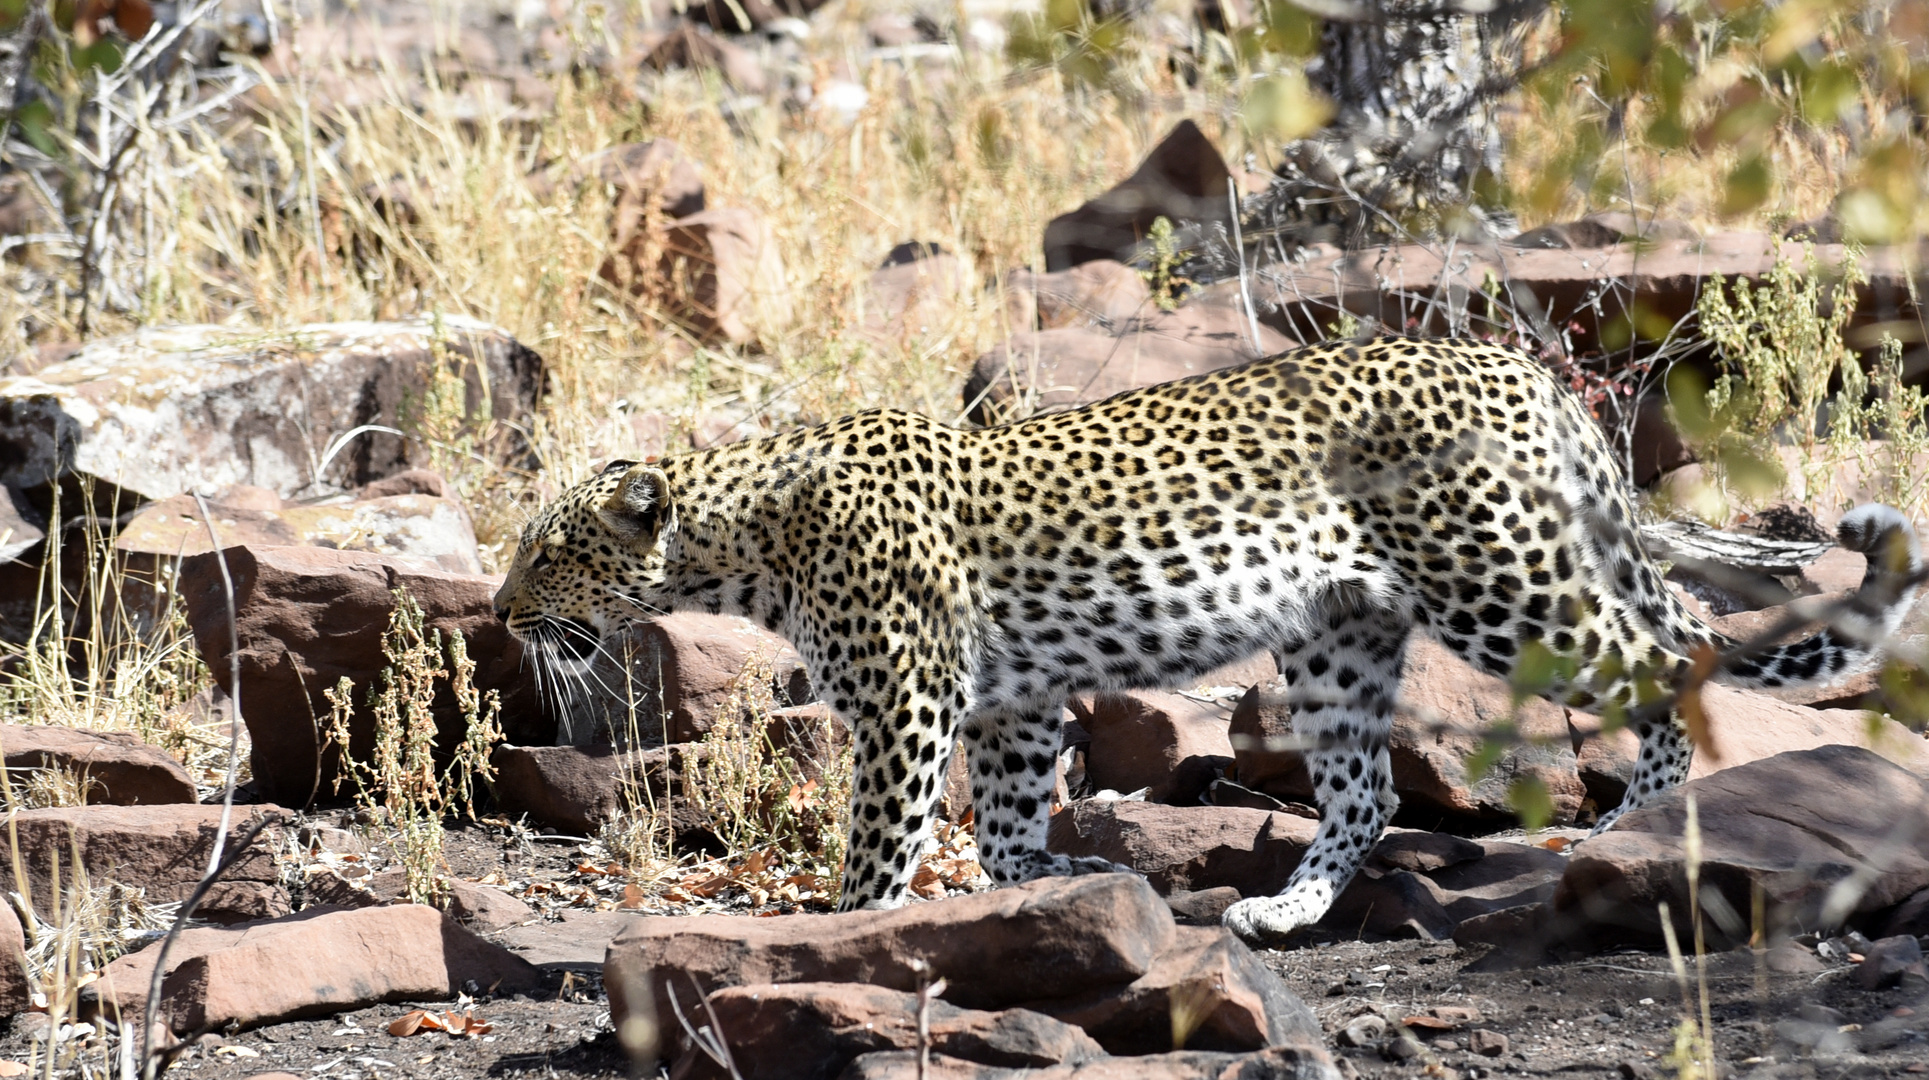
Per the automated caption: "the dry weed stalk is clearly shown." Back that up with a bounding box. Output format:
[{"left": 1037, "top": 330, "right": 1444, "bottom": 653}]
[{"left": 324, "top": 587, "right": 504, "bottom": 905}]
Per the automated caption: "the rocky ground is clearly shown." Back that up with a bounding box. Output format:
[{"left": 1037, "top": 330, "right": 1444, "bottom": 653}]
[{"left": 0, "top": 1, "right": 1927, "bottom": 1079}]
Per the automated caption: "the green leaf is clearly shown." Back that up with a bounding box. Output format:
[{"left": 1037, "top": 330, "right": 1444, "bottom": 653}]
[
  {"left": 10, "top": 99, "right": 56, "bottom": 156},
  {"left": 1718, "top": 155, "right": 1772, "bottom": 216},
  {"left": 1507, "top": 776, "right": 1555, "bottom": 832}
]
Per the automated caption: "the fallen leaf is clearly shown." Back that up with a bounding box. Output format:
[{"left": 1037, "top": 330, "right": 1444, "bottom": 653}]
[
  {"left": 389, "top": 1011, "right": 430, "bottom": 1037},
  {"left": 1402, "top": 1015, "right": 1454, "bottom": 1031},
  {"left": 908, "top": 866, "right": 945, "bottom": 900},
  {"left": 620, "top": 884, "right": 648, "bottom": 909},
  {"left": 0, "top": 1061, "right": 28, "bottom": 1076},
  {"left": 1540, "top": 837, "right": 1572, "bottom": 853}
]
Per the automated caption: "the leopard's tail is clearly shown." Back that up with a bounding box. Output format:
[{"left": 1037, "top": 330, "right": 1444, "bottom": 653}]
[{"left": 1650, "top": 504, "right": 1923, "bottom": 689}]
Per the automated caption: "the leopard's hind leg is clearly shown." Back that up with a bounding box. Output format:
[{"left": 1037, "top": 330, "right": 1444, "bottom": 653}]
[{"left": 1223, "top": 608, "right": 1409, "bottom": 948}]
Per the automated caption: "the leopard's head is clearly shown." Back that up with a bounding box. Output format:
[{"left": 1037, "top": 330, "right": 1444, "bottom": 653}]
[{"left": 494, "top": 459, "right": 674, "bottom": 672}]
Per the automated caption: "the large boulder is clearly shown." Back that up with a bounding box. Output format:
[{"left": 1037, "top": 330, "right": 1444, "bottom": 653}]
[
  {"left": 0, "top": 318, "right": 543, "bottom": 502},
  {"left": 1042, "top": 120, "right": 1235, "bottom": 272},
  {"left": 1553, "top": 745, "right": 1929, "bottom": 951},
  {"left": 1568, "top": 681, "right": 1929, "bottom": 812},
  {"left": 625, "top": 611, "right": 811, "bottom": 743},
  {"left": 116, "top": 481, "right": 482, "bottom": 575},
  {"left": 606, "top": 874, "right": 1324, "bottom": 1069}
]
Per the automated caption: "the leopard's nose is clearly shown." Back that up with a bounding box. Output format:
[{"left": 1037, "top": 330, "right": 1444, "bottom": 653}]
[{"left": 493, "top": 602, "right": 510, "bottom": 624}]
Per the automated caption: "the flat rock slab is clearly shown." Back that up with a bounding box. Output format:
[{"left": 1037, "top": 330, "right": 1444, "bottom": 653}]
[
  {"left": 0, "top": 317, "right": 542, "bottom": 500},
  {"left": 619, "top": 875, "right": 1322, "bottom": 1075},
  {"left": 0, "top": 723, "right": 196, "bottom": 805},
  {"left": 85, "top": 904, "right": 540, "bottom": 1033},
  {"left": 1554, "top": 745, "right": 1929, "bottom": 951},
  {"left": 1248, "top": 233, "right": 1926, "bottom": 359},
  {"left": 497, "top": 909, "right": 641, "bottom": 973},
  {"left": 842, "top": 1045, "right": 1341, "bottom": 1079},
  {"left": 118, "top": 489, "right": 482, "bottom": 574},
  {"left": 1047, "top": 802, "right": 1317, "bottom": 898},
  {"left": 608, "top": 876, "right": 1178, "bottom": 1027},
  {"left": 6, "top": 804, "right": 286, "bottom": 923},
  {"left": 675, "top": 982, "right": 1106, "bottom": 1080}
]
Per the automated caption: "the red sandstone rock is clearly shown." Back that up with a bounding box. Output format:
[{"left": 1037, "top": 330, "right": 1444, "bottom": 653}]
[
  {"left": 605, "top": 875, "right": 1178, "bottom": 1054},
  {"left": 1068, "top": 691, "right": 1232, "bottom": 804},
  {"left": 670, "top": 982, "right": 1104, "bottom": 1080},
  {"left": 0, "top": 724, "right": 196, "bottom": 805},
  {"left": 1568, "top": 681, "right": 1929, "bottom": 813},
  {"left": 5, "top": 805, "right": 286, "bottom": 923},
  {"left": 1554, "top": 746, "right": 1929, "bottom": 951},
  {"left": 1040, "top": 925, "right": 1319, "bottom": 1055},
  {"left": 86, "top": 904, "right": 539, "bottom": 1033},
  {"left": 177, "top": 544, "right": 547, "bottom": 805}
]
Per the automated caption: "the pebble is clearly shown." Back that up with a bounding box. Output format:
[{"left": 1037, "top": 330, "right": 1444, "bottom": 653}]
[{"left": 1469, "top": 1028, "right": 1510, "bottom": 1057}]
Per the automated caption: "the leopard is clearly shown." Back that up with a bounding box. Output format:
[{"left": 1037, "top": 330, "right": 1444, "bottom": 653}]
[{"left": 493, "top": 336, "right": 1922, "bottom": 947}]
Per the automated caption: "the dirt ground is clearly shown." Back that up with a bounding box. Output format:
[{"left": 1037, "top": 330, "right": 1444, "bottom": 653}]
[{"left": 3, "top": 822, "right": 1924, "bottom": 1080}]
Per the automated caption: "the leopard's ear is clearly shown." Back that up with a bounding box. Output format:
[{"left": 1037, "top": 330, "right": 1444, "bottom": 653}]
[
  {"left": 599, "top": 463, "right": 670, "bottom": 544},
  {"left": 600, "top": 458, "right": 639, "bottom": 475}
]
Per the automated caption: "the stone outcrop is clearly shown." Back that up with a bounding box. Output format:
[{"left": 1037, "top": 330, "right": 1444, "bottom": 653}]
[
  {"left": 176, "top": 545, "right": 547, "bottom": 805},
  {"left": 605, "top": 875, "right": 1323, "bottom": 1072}
]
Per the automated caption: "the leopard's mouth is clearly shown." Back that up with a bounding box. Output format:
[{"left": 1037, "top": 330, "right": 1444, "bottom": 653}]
[{"left": 514, "top": 616, "right": 603, "bottom": 669}]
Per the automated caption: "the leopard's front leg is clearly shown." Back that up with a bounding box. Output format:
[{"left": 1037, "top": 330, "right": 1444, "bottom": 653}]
[{"left": 833, "top": 667, "right": 969, "bottom": 911}]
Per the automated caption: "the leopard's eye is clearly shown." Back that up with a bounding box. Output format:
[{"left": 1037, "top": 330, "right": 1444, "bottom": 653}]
[{"left": 530, "top": 548, "right": 554, "bottom": 570}]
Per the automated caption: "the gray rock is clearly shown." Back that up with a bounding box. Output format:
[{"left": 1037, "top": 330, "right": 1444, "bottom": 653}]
[{"left": 0, "top": 318, "right": 542, "bottom": 502}]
